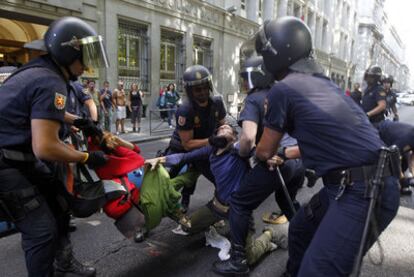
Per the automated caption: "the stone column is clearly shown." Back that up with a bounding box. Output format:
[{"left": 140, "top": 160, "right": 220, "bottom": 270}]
[
  {"left": 185, "top": 30, "right": 193, "bottom": 69},
  {"left": 246, "top": 0, "right": 259, "bottom": 22},
  {"left": 150, "top": 21, "right": 161, "bottom": 100},
  {"left": 278, "top": 0, "right": 288, "bottom": 17},
  {"left": 263, "top": 0, "right": 274, "bottom": 21},
  {"left": 104, "top": 0, "right": 119, "bottom": 88}
]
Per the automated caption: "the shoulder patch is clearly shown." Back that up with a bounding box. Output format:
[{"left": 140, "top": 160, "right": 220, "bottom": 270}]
[
  {"left": 380, "top": 91, "right": 386, "bottom": 97},
  {"left": 178, "top": 116, "right": 186, "bottom": 126},
  {"left": 54, "top": 93, "right": 66, "bottom": 110}
]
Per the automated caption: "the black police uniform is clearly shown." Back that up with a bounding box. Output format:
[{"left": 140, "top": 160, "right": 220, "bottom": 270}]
[
  {"left": 0, "top": 55, "right": 71, "bottom": 276},
  {"left": 60, "top": 81, "right": 92, "bottom": 139},
  {"left": 350, "top": 89, "right": 362, "bottom": 106},
  {"left": 257, "top": 72, "right": 399, "bottom": 276},
  {"left": 236, "top": 88, "right": 304, "bottom": 221},
  {"left": 361, "top": 83, "right": 386, "bottom": 124},
  {"left": 68, "top": 81, "right": 91, "bottom": 116},
  {"left": 168, "top": 96, "right": 226, "bottom": 184},
  {"left": 378, "top": 120, "right": 414, "bottom": 170},
  {"left": 385, "top": 89, "right": 398, "bottom": 119}
]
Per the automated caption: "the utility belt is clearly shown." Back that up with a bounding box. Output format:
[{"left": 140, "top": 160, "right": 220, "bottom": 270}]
[
  {"left": 0, "top": 186, "right": 42, "bottom": 222},
  {"left": 322, "top": 164, "right": 392, "bottom": 185},
  {"left": 0, "top": 148, "right": 38, "bottom": 166},
  {"left": 323, "top": 146, "right": 400, "bottom": 201}
]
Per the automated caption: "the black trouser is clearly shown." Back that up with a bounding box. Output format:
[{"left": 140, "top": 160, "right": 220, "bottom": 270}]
[
  {"left": 0, "top": 161, "right": 70, "bottom": 277},
  {"left": 229, "top": 159, "right": 304, "bottom": 247}
]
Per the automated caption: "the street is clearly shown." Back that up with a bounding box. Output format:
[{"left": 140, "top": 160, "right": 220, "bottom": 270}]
[{"left": 1, "top": 106, "right": 414, "bottom": 277}]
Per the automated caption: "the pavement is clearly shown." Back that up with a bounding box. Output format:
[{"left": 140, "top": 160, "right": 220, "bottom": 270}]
[
  {"left": 1, "top": 106, "right": 414, "bottom": 276},
  {"left": 108, "top": 113, "right": 174, "bottom": 144},
  {"left": 104, "top": 111, "right": 239, "bottom": 144}
]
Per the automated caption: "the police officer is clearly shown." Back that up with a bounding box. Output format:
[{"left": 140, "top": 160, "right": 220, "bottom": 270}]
[
  {"left": 238, "top": 55, "right": 304, "bottom": 220},
  {"left": 213, "top": 50, "right": 304, "bottom": 276},
  {"left": 361, "top": 65, "right": 387, "bottom": 125},
  {"left": 378, "top": 120, "right": 413, "bottom": 195},
  {"left": 215, "top": 17, "right": 400, "bottom": 276},
  {"left": 167, "top": 65, "right": 227, "bottom": 211},
  {"left": 382, "top": 74, "right": 399, "bottom": 121},
  {"left": 0, "top": 17, "right": 109, "bottom": 277},
  {"left": 350, "top": 82, "right": 362, "bottom": 106}
]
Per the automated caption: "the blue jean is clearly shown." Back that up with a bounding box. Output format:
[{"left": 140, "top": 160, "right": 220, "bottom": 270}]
[
  {"left": 167, "top": 106, "right": 176, "bottom": 126},
  {"left": 288, "top": 177, "right": 400, "bottom": 277}
]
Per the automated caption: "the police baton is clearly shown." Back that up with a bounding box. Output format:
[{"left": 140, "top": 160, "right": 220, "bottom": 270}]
[
  {"left": 276, "top": 166, "right": 297, "bottom": 217},
  {"left": 351, "top": 147, "right": 389, "bottom": 277}
]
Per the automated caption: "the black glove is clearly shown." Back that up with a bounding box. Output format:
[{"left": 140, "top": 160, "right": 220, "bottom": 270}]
[
  {"left": 73, "top": 118, "right": 103, "bottom": 138},
  {"left": 85, "top": 151, "right": 107, "bottom": 169},
  {"left": 208, "top": 135, "right": 228, "bottom": 148}
]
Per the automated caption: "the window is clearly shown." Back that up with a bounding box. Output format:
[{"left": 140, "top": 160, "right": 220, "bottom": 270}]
[
  {"left": 193, "top": 36, "right": 213, "bottom": 74},
  {"left": 193, "top": 46, "right": 204, "bottom": 65},
  {"left": 294, "top": 3, "right": 301, "bottom": 18},
  {"left": 118, "top": 22, "right": 144, "bottom": 77},
  {"left": 160, "top": 42, "right": 176, "bottom": 80},
  {"left": 118, "top": 20, "right": 150, "bottom": 91},
  {"left": 241, "top": 0, "right": 246, "bottom": 10},
  {"left": 118, "top": 33, "right": 140, "bottom": 76}
]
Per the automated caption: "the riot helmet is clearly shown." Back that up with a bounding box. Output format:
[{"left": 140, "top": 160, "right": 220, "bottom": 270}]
[
  {"left": 365, "top": 65, "right": 382, "bottom": 77},
  {"left": 183, "top": 65, "right": 213, "bottom": 103},
  {"left": 23, "top": 39, "right": 47, "bottom": 52},
  {"left": 44, "top": 17, "right": 109, "bottom": 70},
  {"left": 239, "top": 56, "right": 274, "bottom": 94},
  {"left": 255, "top": 16, "right": 323, "bottom": 77},
  {"left": 364, "top": 65, "right": 382, "bottom": 85},
  {"left": 382, "top": 74, "right": 394, "bottom": 85}
]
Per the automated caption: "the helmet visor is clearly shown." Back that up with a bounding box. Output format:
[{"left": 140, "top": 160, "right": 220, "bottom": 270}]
[
  {"left": 185, "top": 75, "right": 212, "bottom": 88},
  {"left": 80, "top": 35, "right": 110, "bottom": 69},
  {"left": 239, "top": 67, "right": 265, "bottom": 94}
]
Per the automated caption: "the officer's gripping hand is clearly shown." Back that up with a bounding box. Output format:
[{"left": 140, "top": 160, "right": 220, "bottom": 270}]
[
  {"left": 266, "top": 155, "right": 284, "bottom": 171},
  {"left": 83, "top": 151, "right": 108, "bottom": 169},
  {"left": 73, "top": 118, "right": 103, "bottom": 138}
]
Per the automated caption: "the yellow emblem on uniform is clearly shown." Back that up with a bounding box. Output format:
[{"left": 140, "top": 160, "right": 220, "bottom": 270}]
[
  {"left": 194, "top": 116, "right": 200, "bottom": 124},
  {"left": 195, "top": 72, "right": 202, "bottom": 79},
  {"left": 54, "top": 93, "right": 66, "bottom": 110},
  {"left": 380, "top": 91, "right": 386, "bottom": 97}
]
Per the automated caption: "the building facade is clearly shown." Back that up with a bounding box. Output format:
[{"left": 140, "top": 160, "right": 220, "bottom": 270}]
[
  {"left": 355, "top": 0, "right": 409, "bottom": 91},
  {"left": 0, "top": 0, "right": 410, "bottom": 116}
]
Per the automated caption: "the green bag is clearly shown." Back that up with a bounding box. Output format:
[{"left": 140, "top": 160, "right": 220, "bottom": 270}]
[{"left": 139, "top": 164, "right": 199, "bottom": 230}]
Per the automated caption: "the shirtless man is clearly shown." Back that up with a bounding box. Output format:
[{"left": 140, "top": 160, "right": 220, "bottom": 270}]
[{"left": 113, "top": 80, "right": 127, "bottom": 134}]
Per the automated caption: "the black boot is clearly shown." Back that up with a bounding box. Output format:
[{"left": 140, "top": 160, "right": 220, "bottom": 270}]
[
  {"left": 54, "top": 245, "right": 96, "bottom": 276},
  {"left": 212, "top": 244, "right": 249, "bottom": 276}
]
